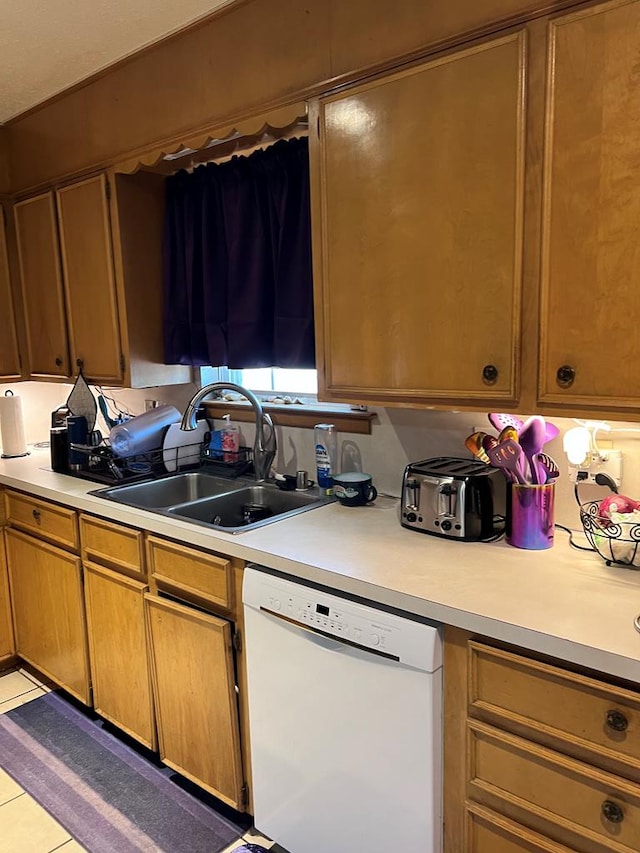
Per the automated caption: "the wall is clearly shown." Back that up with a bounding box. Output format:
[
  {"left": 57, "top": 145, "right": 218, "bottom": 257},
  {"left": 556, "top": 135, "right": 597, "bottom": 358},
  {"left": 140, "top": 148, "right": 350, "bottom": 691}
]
[{"left": 4, "top": 381, "right": 640, "bottom": 534}]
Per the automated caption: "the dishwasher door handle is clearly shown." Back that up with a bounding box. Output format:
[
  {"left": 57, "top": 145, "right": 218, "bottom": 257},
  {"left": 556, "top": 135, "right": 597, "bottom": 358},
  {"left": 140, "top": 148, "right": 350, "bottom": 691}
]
[{"left": 258, "top": 605, "right": 400, "bottom": 662}]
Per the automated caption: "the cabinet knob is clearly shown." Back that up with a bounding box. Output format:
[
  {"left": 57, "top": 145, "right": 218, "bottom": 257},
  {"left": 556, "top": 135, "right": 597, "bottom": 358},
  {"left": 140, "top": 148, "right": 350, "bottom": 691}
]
[
  {"left": 482, "top": 364, "right": 498, "bottom": 385},
  {"left": 55, "top": 357, "right": 63, "bottom": 367},
  {"left": 32, "top": 508, "right": 41, "bottom": 522},
  {"left": 76, "top": 358, "right": 84, "bottom": 370},
  {"left": 605, "top": 709, "right": 629, "bottom": 732},
  {"left": 601, "top": 799, "right": 624, "bottom": 824},
  {"left": 556, "top": 364, "right": 576, "bottom": 388}
]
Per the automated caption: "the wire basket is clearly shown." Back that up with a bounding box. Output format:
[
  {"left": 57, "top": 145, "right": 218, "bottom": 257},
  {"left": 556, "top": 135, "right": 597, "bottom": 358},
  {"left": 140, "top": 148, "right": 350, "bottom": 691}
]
[
  {"left": 200, "top": 444, "right": 253, "bottom": 478},
  {"left": 579, "top": 500, "right": 640, "bottom": 569}
]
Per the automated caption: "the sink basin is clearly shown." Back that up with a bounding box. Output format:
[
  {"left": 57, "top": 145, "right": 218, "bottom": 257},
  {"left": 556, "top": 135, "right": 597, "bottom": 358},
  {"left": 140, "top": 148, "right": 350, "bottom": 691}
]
[
  {"left": 166, "top": 484, "right": 328, "bottom": 532},
  {"left": 91, "top": 474, "right": 332, "bottom": 532},
  {"left": 91, "top": 471, "right": 240, "bottom": 509}
]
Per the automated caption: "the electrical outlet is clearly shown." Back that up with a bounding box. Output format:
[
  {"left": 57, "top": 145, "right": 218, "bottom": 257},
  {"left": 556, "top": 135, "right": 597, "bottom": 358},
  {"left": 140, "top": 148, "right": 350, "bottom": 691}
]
[{"left": 567, "top": 449, "right": 622, "bottom": 486}]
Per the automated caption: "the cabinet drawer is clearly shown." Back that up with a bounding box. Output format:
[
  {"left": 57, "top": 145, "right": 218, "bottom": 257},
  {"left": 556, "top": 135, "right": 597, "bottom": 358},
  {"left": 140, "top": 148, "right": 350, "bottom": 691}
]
[
  {"left": 469, "top": 642, "right": 640, "bottom": 777},
  {"left": 466, "top": 802, "right": 576, "bottom": 853},
  {"left": 5, "top": 490, "right": 78, "bottom": 551},
  {"left": 146, "top": 535, "right": 233, "bottom": 611},
  {"left": 80, "top": 515, "right": 145, "bottom": 578},
  {"left": 469, "top": 720, "right": 640, "bottom": 853}
]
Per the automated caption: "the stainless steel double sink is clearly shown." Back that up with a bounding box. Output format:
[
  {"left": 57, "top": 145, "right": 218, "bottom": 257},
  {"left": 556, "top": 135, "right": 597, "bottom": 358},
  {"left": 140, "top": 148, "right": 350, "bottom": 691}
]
[{"left": 90, "top": 471, "right": 332, "bottom": 533}]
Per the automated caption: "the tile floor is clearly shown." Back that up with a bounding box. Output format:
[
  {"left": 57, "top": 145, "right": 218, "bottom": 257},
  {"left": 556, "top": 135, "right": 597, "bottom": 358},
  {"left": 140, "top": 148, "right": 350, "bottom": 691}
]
[{"left": 0, "top": 669, "right": 277, "bottom": 853}]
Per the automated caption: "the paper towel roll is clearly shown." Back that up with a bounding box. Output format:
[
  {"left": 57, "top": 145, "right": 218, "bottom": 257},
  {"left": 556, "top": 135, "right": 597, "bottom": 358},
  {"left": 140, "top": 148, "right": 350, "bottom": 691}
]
[{"left": 0, "top": 391, "right": 28, "bottom": 457}]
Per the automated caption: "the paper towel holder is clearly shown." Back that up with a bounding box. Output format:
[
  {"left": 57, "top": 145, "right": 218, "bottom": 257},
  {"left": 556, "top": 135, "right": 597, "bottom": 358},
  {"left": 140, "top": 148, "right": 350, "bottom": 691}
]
[{"left": 0, "top": 390, "right": 30, "bottom": 459}]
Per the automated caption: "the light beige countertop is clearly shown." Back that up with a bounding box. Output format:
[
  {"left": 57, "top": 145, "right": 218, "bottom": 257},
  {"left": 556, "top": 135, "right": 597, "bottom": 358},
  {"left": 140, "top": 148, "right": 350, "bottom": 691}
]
[{"left": 3, "top": 447, "right": 640, "bottom": 684}]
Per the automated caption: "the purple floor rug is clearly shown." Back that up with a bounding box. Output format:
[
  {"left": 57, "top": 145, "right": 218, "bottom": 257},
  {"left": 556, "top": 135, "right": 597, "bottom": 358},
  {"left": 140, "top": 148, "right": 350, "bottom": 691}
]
[{"left": 0, "top": 691, "right": 245, "bottom": 853}]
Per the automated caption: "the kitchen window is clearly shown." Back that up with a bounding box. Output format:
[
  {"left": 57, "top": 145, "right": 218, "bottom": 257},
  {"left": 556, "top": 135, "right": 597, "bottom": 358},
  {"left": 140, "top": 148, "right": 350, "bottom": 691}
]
[{"left": 199, "top": 366, "right": 375, "bottom": 434}]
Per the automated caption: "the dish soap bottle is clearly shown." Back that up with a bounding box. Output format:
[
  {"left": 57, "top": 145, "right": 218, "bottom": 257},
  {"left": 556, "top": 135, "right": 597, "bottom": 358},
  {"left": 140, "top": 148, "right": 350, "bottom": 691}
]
[
  {"left": 221, "top": 414, "right": 240, "bottom": 463},
  {"left": 314, "top": 423, "right": 337, "bottom": 494}
]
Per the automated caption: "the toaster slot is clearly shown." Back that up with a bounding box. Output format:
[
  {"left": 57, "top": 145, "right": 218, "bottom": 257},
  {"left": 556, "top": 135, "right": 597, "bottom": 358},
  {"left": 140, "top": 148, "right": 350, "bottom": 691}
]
[
  {"left": 403, "top": 477, "right": 420, "bottom": 512},
  {"left": 438, "top": 481, "right": 458, "bottom": 518}
]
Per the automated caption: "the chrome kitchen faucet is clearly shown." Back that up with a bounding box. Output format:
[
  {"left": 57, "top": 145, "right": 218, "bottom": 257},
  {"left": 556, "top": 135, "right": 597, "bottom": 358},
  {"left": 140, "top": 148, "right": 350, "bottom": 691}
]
[{"left": 180, "top": 382, "right": 276, "bottom": 482}]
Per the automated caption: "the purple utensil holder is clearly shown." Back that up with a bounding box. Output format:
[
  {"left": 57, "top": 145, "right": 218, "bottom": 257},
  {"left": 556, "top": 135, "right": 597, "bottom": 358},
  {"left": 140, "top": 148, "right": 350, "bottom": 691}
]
[{"left": 506, "top": 483, "right": 555, "bottom": 550}]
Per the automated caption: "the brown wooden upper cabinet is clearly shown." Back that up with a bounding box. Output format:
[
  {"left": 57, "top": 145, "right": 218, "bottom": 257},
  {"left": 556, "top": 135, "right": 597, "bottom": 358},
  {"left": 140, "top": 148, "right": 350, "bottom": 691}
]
[
  {"left": 56, "top": 175, "right": 123, "bottom": 384},
  {"left": 14, "top": 176, "right": 121, "bottom": 383},
  {"left": 310, "top": 31, "right": 527, "bottom": 409},
  {"left": 13, "top": 172, "right": 190, "bottom": 388},
  {"left": 13, "top": 191, "right": 70, "bottom": 379},
  {"left": 538, "top": 0, "right": 640, "bottom": 414},
  {"left": 0, "top": 207, "right": 22, "bottom": 380}
]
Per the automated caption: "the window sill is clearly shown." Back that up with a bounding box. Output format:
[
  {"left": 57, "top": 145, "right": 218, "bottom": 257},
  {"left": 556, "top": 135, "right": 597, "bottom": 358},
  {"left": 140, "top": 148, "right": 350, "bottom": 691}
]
[{"left": 202, "top": 401, "right": 376, "bottom": 434}]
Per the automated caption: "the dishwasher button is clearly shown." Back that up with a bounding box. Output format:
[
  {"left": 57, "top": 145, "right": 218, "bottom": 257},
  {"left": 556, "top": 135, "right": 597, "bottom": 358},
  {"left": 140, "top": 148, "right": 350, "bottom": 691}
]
[{"left": 370, "top": 633, "right": 380, "bottom": 646}]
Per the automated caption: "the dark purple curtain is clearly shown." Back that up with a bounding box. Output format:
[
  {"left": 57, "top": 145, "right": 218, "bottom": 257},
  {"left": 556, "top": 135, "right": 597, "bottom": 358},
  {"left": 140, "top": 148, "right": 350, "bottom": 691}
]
[{"left": 162, "top": 137, "right": 315, "bottom": 368}]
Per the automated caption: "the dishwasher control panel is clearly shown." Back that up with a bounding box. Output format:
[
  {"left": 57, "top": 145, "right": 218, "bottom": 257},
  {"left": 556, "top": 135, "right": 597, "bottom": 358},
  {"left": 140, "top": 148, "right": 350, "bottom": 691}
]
[{"left": 244, "top": 566, "right": 442, "bottom": 671}]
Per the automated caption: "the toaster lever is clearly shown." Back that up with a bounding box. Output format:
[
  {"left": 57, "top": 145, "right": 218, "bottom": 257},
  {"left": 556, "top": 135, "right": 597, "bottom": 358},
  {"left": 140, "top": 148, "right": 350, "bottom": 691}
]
[{"left": 404, "top": 477, "right": 420, "bottom": 512}]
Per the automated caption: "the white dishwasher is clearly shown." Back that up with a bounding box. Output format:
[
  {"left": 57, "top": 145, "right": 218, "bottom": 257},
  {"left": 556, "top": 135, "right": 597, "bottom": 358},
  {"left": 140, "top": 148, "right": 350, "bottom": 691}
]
[{"left": 243, "top": 565, "right": 443, "bottom": 853}]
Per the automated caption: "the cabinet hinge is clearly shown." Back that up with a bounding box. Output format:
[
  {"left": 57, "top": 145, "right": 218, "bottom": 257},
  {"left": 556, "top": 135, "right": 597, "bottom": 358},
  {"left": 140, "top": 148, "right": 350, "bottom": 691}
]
[
  {"left": 233, "top": 630, "right": 242, "bottom": 652},
  {"left": 240, "top": 783, "right": 249, "bottom": 809},
  {"left": 317, "top": 115, "right": 320, "bottom": 136}
]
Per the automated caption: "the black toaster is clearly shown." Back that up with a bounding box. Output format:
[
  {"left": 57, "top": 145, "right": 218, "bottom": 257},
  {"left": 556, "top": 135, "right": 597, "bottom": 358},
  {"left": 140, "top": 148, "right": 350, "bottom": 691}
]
[{"left": 400, "top": 456, "right": 506, "bottom": 541}]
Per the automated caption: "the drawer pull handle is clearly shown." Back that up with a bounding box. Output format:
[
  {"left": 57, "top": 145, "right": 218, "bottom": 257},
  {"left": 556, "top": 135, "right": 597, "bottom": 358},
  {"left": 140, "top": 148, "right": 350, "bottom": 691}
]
[
  {"left": 605, "top": 709, "right": 629, "bottom": 732},
  {"left": 32, "top": 508, "right": 41, "bottom": 522},
  {"left": 601, "top": 800, "right": 624, "bottom": 824}
]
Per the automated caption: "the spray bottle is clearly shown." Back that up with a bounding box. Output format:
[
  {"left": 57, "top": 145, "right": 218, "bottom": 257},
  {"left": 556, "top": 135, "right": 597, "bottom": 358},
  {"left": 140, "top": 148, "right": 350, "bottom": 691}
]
[{"left": 314, "top": 423, "right": 337, "bottom": 494}]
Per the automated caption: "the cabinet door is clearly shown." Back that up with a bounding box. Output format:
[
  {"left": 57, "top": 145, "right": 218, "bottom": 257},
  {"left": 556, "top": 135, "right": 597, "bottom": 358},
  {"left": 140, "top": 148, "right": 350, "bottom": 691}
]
[
  {"left": 0, "top": 209, "right": 22, "bottom": 380},
  {"left": 145, "top": 594, "right": 244, "bottom": 810},
  {"left": 312, "top": 31, "right": 526, "bottom": 407},
  {"left": 0, "top": 532, "right": 14, "bottom": 663},
  {"left": 5, "top": 528, "right": 90, "bottom": 704},
  {"left": 539, "top": 0, "right": 640, "bottom": 411},
  {"left": 56, "top": 175, "right": 124, "bottom": 384},
  {"left": 14, "top": 193, "right": 70, "bottom": 378},
  {"left": 84, "top": 563, "right": 155, "bottom": 749}
]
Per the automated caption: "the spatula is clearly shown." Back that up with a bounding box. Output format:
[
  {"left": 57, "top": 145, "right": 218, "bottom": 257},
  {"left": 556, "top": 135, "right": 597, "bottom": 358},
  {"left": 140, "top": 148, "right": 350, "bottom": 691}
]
[
  {"left": 519, "top": 416, "right": 547, "bottom": 484},
  {"left": 488, "top": 413, "right": 524, "bottom": 435},
  {"left": 536, "top": 452, "right": 559, "bottom": 483},
  {"left": 490, "top": 412, "right": 559, "bottom": 444},
  {"left": 487, "top": 439, "right": 527, "bottom": 484}
]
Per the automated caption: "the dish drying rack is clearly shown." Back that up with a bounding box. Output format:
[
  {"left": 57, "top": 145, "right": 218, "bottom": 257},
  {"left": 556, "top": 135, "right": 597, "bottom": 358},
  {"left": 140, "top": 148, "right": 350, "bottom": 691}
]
[
  {"left": 579, "top": 499, "right": 640, "bottom": 569},
  {"left": 69, "top": 439, "right": 254, "bottom": 485}
]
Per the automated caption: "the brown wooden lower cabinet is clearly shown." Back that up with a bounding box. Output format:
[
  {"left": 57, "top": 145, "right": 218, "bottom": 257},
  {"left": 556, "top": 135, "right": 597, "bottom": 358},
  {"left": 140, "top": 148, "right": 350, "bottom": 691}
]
[
  {"left": 444, "top": 627, "right": 640, "bottom": 853},
  {"left": 84, "top": 562, "right": 156, "bottom": 749},
  {"left": 466, "top": 803, "right": 577, "bottom": 853},
  {"left": 5, "top": 527, "right": 90, "bottom": 703},
  {"left": 0, "top": 530, "right": 15, "bottom": 665},
  {"left": 144, "top": 593, "right": 245, "bottom": 810}
]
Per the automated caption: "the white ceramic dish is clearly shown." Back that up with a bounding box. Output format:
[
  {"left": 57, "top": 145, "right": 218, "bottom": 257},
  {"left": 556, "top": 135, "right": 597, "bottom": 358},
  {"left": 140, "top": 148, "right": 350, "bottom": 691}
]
[{"left": 162, "top": 421, "right": 209, "bottom": 473}]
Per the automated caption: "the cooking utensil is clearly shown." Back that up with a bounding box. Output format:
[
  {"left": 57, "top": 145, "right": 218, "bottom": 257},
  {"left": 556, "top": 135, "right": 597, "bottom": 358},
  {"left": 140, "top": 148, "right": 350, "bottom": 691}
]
[
  {"left": 465, "top": 432, "right": 490, "bottom": 464},
  {"left": 488, "top": 413, "right": 524, "bottom": 435},
  {"left": 519, "top": 416, "right": 547, "bottom": 484},
  {"left": 536, "top": 452, "right": 559, "bottom": 483},
  {"left": 487, "top": 440, "right": 527, "bottom": 484},
  {"left": 482, "top": 434, "right": 499, "bottom": 455},
  {"left": 497, "top": 425, "right": 530, "bottom": 481},
  {"left": 490, "top": 412, "right": 559, "bottom": 445}
]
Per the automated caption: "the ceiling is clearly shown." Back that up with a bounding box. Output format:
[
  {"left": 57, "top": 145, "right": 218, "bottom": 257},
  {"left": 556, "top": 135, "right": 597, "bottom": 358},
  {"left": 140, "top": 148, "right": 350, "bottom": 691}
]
[{"left": 0, "top": 0, "right": 237, "bottom": 124}]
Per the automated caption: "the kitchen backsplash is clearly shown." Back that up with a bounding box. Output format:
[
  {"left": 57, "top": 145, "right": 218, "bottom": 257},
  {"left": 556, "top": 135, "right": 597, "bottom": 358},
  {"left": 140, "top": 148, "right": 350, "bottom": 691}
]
[{"left": 3, "top": 380, "right": 640, "bottom": 531}]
